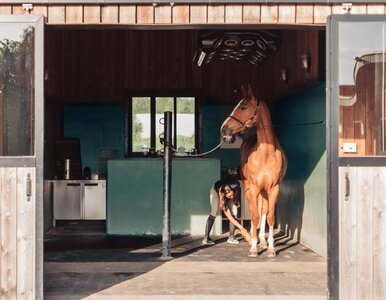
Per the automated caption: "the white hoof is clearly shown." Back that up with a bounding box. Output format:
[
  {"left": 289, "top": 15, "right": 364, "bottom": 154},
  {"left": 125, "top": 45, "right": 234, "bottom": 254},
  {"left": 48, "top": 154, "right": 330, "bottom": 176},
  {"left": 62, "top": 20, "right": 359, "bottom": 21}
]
[
  {"left": 266, "top": 248, "right": 276, "bottom": 257},
  {"left": 248, "top": 248, "right": 258, "bottom": 257}
]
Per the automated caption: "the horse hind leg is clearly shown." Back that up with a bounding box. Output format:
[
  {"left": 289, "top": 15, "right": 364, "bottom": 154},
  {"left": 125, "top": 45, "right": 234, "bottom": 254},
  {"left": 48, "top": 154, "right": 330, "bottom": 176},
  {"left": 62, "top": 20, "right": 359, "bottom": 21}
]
[{"left": 258, "top": 193, "right": 268, "bottom": 250}]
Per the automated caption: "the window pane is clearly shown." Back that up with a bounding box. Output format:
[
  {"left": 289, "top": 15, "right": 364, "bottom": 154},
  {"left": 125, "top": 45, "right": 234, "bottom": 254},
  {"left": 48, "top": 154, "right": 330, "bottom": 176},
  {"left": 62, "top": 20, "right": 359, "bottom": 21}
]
[
  {"left": 338, "top": 22, "right": 386, "bottom": 156},
  {"left": 0, "top": 23, "right": 35, "bottom": 156},
  {"left": 132, "top": 97, "right": 151, "bottom": 152},
  {"left": 156, "top": 97, "right": 174, "bottom": 150},
  {"left": 176, "top": 97, "right": 195, "bottom": 151}
]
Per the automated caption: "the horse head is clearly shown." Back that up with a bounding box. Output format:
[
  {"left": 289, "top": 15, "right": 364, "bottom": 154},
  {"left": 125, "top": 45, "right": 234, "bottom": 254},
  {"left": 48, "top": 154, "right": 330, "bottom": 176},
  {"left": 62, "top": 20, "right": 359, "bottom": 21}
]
[{"left": 221, "top": 85, "right": 260, "bottom": 142}]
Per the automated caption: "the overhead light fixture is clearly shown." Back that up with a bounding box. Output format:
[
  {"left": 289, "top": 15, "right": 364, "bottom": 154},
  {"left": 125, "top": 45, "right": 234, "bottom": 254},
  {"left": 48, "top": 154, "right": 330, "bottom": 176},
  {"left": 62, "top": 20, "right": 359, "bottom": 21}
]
[{"left": 193, "top": 30, "right": 281, "bottom": 67}]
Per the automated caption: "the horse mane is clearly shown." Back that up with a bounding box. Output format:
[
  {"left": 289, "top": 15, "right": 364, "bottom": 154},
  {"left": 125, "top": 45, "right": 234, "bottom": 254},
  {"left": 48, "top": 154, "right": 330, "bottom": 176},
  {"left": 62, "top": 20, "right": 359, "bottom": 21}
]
[{"left": 240, "top": 135, "right": 257, "bottom": 180}]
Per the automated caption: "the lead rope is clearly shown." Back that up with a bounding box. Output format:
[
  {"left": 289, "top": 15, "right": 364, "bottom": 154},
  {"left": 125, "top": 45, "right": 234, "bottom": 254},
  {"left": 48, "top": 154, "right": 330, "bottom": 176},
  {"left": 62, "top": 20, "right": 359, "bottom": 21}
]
[
  {"left": 159, "top": 116, "right": 226, "bottom": 157},
  {"left": 187, "top": 140, "right": 226, "bottom": 157},
  {"left": 159, "top": 133, "right": 226, "bottom": 157}
]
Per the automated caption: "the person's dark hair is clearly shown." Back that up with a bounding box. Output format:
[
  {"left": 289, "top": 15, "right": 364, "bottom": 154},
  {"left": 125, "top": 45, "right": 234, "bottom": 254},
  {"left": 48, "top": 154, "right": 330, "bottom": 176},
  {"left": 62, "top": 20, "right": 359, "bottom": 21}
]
[{"left": 221, "top": 185, "right": 232, "bottom": 194}]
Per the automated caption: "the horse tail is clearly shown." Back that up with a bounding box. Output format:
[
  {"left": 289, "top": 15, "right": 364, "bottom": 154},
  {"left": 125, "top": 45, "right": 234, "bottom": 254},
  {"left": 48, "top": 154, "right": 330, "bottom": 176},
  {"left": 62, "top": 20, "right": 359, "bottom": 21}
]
[{"left": 240, "top": 135, "right": 257, "bottom": 180}]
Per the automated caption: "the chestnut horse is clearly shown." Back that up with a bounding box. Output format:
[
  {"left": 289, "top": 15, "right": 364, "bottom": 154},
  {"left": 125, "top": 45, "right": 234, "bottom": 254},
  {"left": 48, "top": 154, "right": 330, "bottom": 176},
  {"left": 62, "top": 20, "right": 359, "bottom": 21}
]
[{"left": 221, "top": 86, "right": 286, "bottom": 257}]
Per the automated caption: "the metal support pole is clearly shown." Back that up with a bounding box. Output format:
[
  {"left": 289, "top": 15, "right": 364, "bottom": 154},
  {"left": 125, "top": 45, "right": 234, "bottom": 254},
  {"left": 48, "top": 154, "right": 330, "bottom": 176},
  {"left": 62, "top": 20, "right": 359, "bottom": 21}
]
[{"left": 161, "top": 111, "right": 173, "bottom": 259}]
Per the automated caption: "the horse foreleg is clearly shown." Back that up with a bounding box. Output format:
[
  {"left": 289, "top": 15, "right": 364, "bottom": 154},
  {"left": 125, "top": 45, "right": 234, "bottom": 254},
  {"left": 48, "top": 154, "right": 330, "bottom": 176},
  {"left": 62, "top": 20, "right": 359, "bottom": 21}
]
[
  {"left": 246, "top": 188, "right": 259, "bottom": 257},
  {"left": 266, "top": 185, "right": 280, "bottom": 257}
]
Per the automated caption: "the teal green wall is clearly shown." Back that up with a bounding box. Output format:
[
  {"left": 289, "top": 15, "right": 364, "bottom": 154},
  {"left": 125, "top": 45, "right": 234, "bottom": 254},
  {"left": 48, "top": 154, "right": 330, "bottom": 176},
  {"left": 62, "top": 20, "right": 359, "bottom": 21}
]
[
  {"left": 272, "top": 83, "right": 327, "bottom": 257},
  {"left": 107, "top": 158, "right": 221, "bottom": 235},
  {"left": 201, "top": 104, "right": 241, "bottom": 169},
  {"left": 63, "top": 104, "right": 239, "bottom": 175},
  {"left": 63, "top": 106, "right": 125, "bottom": 175}
]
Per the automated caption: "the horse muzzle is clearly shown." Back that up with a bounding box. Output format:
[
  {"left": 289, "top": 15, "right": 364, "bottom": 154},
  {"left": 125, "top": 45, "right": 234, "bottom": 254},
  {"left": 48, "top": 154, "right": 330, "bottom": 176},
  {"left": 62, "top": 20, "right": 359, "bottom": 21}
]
[{"left": 221, "top": 126, "right": 234, "bottom": 143}]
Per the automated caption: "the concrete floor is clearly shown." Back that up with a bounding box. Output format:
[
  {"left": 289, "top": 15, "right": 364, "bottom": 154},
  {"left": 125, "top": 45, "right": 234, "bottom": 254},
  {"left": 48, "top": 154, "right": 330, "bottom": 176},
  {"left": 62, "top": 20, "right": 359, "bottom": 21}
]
[{"left": 44, "top": 221, "right": 327, "bottom": 300}]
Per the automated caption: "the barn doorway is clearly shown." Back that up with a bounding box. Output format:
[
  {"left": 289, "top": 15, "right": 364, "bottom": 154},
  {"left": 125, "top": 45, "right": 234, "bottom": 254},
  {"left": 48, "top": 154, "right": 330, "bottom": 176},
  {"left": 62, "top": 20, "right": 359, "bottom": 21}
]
[{"left": 42, "top": 26, "right": 328, "bottom": 298}]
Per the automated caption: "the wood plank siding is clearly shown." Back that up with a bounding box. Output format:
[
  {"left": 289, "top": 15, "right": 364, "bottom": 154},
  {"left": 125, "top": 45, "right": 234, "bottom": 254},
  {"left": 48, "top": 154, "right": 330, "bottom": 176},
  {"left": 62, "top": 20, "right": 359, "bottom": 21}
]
[
  {"left": 339, "top": 166, "right": 386, "bottom": 299},
  {"left": 43, "top": 29, "right": 320, "bottom": 105},
  {"left": 0, "top": 3, "right": 383, "bottom": 25},
  {"left": 0, "top": 168, "right": 35, "bottom": 298}
]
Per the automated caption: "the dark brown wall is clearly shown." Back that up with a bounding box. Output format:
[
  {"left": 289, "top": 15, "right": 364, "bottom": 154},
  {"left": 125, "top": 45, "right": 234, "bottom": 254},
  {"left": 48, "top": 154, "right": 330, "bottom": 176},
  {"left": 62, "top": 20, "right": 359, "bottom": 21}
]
[{"left": 44, "top": 28, "right": 321, "bottom": 105}]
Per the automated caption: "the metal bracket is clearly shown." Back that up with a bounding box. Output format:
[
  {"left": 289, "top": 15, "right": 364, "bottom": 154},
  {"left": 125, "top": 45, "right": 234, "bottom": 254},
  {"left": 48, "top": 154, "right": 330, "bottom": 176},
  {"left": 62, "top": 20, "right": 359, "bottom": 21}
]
[
  {"left": 22, "top": 3, "right": 33, "bottom": 14},
  {"left": 344, "top": 169, "right": 350, "bottom": 201},
  {"left": 342, "top": 3, "right": 352, "bottom": 14},
  {"left": 26, "top": 173, "right": 32, "bottom": 201}
]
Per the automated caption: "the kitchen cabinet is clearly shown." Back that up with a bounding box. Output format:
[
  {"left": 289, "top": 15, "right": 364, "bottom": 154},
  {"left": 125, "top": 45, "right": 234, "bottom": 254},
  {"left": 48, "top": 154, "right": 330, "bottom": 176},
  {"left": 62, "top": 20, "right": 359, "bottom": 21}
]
[{"left": 52, "top": 180, "right": 106, "bottom": 225}]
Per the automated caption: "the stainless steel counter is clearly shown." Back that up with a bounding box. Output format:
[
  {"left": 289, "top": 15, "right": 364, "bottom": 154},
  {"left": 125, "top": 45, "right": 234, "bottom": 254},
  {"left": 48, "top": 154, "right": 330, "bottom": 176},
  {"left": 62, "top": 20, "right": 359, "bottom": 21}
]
[{"left": 51, "top": 180, "right": 106, "bottom": 226}]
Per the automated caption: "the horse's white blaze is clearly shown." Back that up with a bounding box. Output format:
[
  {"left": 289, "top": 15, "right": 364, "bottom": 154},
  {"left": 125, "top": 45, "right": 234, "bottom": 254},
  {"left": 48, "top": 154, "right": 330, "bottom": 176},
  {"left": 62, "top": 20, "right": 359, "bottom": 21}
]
[
  {"left": 259, "top": 213, "right": 267, "bottom": 242},
  {"left": 268, "top": 225, "right": 274, "bottom": 249},
  {"left": 220, "top": 99, "right": 243, "bottom": 130}
]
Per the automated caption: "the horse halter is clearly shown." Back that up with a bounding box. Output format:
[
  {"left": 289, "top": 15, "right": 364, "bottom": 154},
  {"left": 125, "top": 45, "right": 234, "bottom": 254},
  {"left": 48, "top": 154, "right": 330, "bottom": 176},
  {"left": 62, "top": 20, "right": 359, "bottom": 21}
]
[{"left": 228, "top": 104, "right": 260, "bottom": 133}]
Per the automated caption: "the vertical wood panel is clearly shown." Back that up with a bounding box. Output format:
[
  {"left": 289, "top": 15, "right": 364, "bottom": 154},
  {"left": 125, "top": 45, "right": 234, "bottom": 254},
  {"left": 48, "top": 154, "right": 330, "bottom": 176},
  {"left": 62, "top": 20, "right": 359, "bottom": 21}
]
[
  {"left": 351, "top": 4, "right": 367, "bottom": 14},
  {"left": 367, "top": 4, "right": 385, "bottom": 14},
  {"left": 296, "top": 5, "right": 314, "bottom": 24},
  {"left": 373, "top": 168, "right": 386, "bottom": 300},
  {"left": 225, "top": 5, "right": 242, "bottom": 24},
  {"left": 208, "top": 5, "right": 225, "bottom": 24},
  {"left": 119, "top": 5, "right": 136, "bottom": 24},
  {"left": 65, "top": 5, "right": 83, "bottom": 24},
  {"left": 32, "top": 6, "right": 48, "bottom": 21},
  {"left": 190, "top": 5, "right": 207, "bottom": 24},
  {"left": 365, "top": 65, "right": 376, "bottom": 155},
  {"left": 357, "top": 168, "right": 374, "bottom": 299},
  {"left": 354, "top": 69, "right": 366, "bottom": 156},
  {"left": 45, "top": 29, "right": 319, "bottom": 104},
  {"left": 278, "top": 5, "right": 295, "bottom": 24},
  {"left": 339, "top": 166, "right": 358, "bottom": 300},
  {"left": 137, "top": 5, "right": 154, "bottom": 24},
  {"left": 313, "top": 5, "right": 331, "bottom": 24},
  {"left": 48, "top": 6, "right": 65, "bottom": 24},
  {"left": 261, "top": 5, "right": 278, "bottom": 24},
  {"left": 11, "top": 5, "right": 25, "bottom": 15},
  {"left": 172, "top": 5, "right": 189, "bottom": 24},
  {"left": 16, "top": 168, "right": 35, "bottom": 299},
  {"left": 331, "top": 4, "right": 346, "bottom": 15},
  {"left": 0, "top": 169, "right": 2, "bottom": 294},
  {"left": 101, "top": 5, "right": 119, "bottom": 24},
  {"left": 0, "top": 6, "right": 12, "bottom": 14},
  {"left": 1, "top": 168, "right": 17, "bottom": 299},
  {"left": 154, "top": 4, "right": 172, "bottom": 24},
  {"left": 242, "top": 5, "right": 260, "bottom": 23},
  {"left": 84, "top": 5, "right": 101, "bottom": 24}
]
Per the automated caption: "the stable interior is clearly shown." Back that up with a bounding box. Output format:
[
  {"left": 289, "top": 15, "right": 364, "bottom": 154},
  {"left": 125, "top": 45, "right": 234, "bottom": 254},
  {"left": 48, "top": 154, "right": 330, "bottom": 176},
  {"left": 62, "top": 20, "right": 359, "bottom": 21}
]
[{"left": 43, "top": 26, "right": 327, "bottom": 258}]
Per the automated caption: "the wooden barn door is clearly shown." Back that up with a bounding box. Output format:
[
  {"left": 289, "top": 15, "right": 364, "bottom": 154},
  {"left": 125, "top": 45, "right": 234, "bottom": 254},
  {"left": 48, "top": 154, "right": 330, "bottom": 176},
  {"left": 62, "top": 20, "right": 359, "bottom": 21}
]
[
  {"left": 0, "top": 15, "right": 44, "bottom": 299},
  {"left": 328, "top": 15, "right": 386, "bottom": 300}
]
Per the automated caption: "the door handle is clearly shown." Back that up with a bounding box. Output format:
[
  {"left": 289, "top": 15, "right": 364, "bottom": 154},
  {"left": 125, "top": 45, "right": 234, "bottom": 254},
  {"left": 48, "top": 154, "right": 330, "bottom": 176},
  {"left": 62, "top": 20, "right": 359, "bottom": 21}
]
[
  {"left": 26, "top": 173, "right": 32, "bottom": 201},
  {"left": 344, "top": 170, "right": 350, "bottom": 201}
]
